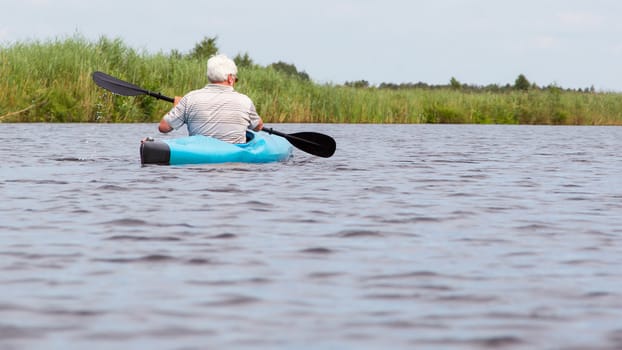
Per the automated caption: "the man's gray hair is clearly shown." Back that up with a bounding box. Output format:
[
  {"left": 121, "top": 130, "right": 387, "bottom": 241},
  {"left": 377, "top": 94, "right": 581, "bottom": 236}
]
[{"left": 207, "top": 54, "right": 238, "bottom": 83}]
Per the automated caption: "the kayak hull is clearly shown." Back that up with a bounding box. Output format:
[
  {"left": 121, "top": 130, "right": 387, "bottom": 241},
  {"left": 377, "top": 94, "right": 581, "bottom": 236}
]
[{"left": 140, "top": 131, "right": 293, "bottom": 165}]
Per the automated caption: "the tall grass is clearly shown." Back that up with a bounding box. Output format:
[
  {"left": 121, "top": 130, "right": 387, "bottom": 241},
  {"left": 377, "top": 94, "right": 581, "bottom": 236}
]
[{"left": 2, "top": 35, "right": 622, "bottom": 125}]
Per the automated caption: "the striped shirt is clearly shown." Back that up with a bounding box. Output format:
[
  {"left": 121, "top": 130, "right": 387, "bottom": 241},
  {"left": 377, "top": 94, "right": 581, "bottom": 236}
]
[{"left": 164, "top": 84, "right": 262, "bottom": 144}]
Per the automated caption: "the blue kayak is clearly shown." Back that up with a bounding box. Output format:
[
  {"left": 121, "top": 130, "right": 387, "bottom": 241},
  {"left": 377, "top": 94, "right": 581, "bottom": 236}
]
[{"left": 140, "top": 131, "right": 293, "bottom": 165}]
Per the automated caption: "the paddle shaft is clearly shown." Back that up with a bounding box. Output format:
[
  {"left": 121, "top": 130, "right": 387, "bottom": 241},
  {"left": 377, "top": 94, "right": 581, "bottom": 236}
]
[
  {"left": 263, "top": 128, "right": 316, "bottom": 145},
  {"left": 147, "top": 91, "right": 174, "bottom": 103}
]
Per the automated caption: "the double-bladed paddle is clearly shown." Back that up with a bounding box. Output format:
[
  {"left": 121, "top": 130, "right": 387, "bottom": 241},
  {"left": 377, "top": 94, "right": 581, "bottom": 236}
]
[{"left": 92, "top": 71, "right": 336, "bottom": 158}]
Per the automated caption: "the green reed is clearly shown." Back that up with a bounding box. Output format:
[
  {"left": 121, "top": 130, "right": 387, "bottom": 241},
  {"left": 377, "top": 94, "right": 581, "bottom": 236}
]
[{"left": 2, "top": 36, "right": 622, "bottom": 125}]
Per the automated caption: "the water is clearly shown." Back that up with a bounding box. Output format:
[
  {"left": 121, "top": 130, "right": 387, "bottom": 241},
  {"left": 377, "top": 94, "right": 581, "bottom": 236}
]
[{"left": 1, "top": 123, "right": 621, "bottom": 349}]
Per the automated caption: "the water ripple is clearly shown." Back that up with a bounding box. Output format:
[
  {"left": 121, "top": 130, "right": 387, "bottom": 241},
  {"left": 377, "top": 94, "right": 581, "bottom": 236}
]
[{"left": 1, "top": 124, "right": 621, "bottom": 349}]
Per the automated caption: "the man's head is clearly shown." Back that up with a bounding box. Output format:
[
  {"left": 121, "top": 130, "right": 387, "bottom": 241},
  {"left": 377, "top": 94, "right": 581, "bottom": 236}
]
[{"left": 207, "top": 54, "right": 238, "bottom": 84}]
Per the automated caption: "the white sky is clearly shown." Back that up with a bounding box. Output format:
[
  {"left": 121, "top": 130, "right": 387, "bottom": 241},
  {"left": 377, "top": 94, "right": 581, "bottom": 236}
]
[{"left": 2, "top": 0, "right": 622, "bottom": 91}]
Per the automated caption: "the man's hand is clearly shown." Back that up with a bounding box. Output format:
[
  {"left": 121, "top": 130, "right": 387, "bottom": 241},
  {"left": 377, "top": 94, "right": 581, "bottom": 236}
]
[
  {"left": 158, "top": 119, "right": 173, "bottom": 133},
  {"left": 253, "top": 119, "right": 264, "bottom": 131}
]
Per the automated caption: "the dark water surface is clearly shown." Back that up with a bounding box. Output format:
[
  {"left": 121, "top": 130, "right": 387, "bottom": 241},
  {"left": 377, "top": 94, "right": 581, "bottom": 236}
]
[{"left": 1, "top": 123, "right": 621, "bottom": 349}]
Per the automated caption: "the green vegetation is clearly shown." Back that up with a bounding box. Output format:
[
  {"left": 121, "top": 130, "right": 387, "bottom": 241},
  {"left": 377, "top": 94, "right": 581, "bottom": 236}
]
[{"left": 1, "top": 35, "right": 622, "bottom": 124}]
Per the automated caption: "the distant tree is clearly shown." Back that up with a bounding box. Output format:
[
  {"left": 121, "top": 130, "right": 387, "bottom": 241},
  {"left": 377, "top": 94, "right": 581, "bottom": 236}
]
[
  {"left": 450, "top": 77, "right": 461, "bottom": 90},
  {"left": 268, "top": 61, "right": 310, "bottom": 81},
  {"left": 234, "top": 52, "right": 254, "bottom": 68},
  {"left": 546, "top": 83, "right": 562, "bottom": 94},
  {"left": 269, "top": 61, "right": 296, "bottom": 75},
  {"left": 298, "top": 71, "right": 310, "bottom": 81},
  {"left": 484, "top": 84, "right": 502, "bottom": 92},
  {"left": 345, "top": 80, "right": 370, "bottom": 88},
  {"left": 379, "top": 82, "right": 399, "bottom": 89},
  {"left": 514, "top": 74, "right": 530, "bottom": 91},
  {"left": 188, "top": 36, "right": 219, "bottom": 60}
]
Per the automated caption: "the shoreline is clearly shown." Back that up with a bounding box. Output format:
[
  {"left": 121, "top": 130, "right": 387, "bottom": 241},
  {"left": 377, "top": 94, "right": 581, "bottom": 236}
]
[{"left": 2, "top": 36, "right": 621, "bottom": 125}]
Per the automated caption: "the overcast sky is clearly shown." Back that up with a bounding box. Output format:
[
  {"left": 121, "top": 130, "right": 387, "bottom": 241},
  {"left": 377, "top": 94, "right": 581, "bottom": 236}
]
[{"left": 2, "top": 0, "right": 622, "bottom": 91}]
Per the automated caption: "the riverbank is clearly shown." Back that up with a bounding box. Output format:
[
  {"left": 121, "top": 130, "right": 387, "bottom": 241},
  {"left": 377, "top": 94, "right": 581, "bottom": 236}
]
[{"left": 2, "top": 36, "right": 621, "bottom": 125}]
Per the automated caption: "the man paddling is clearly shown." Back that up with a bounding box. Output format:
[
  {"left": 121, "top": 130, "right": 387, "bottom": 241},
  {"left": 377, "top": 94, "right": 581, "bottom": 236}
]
[{"left": 157, "top": 54, "right": 264, "bottom": 143}]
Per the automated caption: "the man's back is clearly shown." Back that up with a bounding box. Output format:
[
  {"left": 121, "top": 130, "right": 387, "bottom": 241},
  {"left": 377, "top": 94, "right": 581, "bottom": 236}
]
[{"left": 163, "top": 84, "right": 261, "bottom": 144}]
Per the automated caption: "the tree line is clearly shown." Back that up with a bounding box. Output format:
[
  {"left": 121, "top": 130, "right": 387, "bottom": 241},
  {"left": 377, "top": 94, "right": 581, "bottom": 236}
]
[
  {"left": 184, "top": 36, "right": 597, "bottom": 93},
  {"left": 346, "top": 75, "right": 596, "bottom": 93}
]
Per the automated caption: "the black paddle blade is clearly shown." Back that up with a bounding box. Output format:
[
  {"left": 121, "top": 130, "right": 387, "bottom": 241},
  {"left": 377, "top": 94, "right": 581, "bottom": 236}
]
[
  {"left": 92, "top": 71, "right": 148, "bottom": 96},
  {"left": 263, "top": 127, "right": 336, "bottom": 158},
  {"left": 92, "top": 72, "right": 175, "bottom": 103},
  {"left": 285, "top": 132, "right": 336, "bottom": 158}
]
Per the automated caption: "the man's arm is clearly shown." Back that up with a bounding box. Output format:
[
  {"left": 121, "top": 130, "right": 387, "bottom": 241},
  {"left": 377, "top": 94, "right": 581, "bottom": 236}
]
[{"left": 158, "top": 96, "right": 182, "bottom": 133}]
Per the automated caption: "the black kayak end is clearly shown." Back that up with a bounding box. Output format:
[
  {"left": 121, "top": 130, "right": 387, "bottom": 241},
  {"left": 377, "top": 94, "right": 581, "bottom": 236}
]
[{"left": 140, "top": 140, "right": 171, "bottom": 165}]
